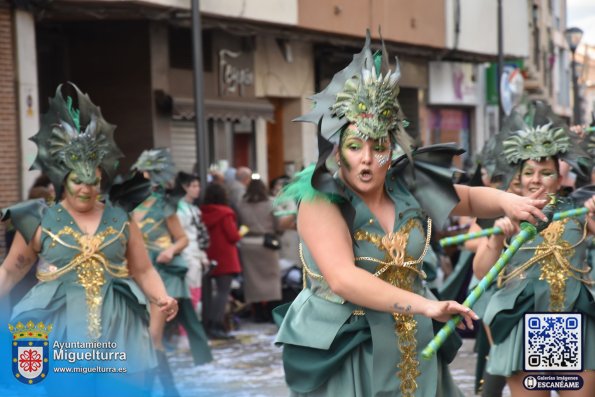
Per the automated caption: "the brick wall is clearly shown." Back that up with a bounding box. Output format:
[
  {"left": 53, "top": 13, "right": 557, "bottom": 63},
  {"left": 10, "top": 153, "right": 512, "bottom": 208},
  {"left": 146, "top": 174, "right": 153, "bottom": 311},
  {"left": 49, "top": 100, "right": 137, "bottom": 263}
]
[{"left": 0, "top": 7, "right": 21, "bottom": 260}]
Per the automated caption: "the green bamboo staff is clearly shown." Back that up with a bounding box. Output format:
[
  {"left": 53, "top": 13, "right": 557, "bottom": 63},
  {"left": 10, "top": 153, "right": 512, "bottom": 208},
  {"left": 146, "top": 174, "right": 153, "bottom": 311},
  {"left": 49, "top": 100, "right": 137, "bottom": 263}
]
[
  {"left": 439, "top": 207, "right": 589, "bottom": 247},
  {"left": 423, "top": 206, "right": 590, "bottom": 359},
  {"left": 439, "top": 227, "right": 500, "bottom": 248},
  {"left": 552, "top": 206, "right": 589, "bottom": 221},
  {"left": 422, "top": 222, "right": 538, "bottom": 360}
]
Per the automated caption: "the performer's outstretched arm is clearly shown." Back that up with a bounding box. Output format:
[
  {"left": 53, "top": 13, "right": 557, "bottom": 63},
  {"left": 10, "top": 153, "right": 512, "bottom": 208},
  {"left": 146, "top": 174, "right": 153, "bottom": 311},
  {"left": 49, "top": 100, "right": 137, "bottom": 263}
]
[
  {"left": 299, "top": 197, "right": 478, "bottom": 328},
  {"left": 0, "top": 231, "right": 38, "bottom": 298},
  {"left": 452, "top": 185, "right": 547, "bottom": 223}
]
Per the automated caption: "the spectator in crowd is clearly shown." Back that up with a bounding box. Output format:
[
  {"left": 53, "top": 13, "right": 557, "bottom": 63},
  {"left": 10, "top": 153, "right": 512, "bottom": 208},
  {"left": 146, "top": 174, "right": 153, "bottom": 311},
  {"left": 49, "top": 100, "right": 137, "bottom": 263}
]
[
  {"left": 175, "top": 172, "right": 210, "bottom": 314},
  {"left": 201, "top": 182, "right": 242, "bottom": 339},
  {"left": 227, "top": 166, "right": 252, "bottom": 209},
  {"left": 175, "top": 171, "right": 211, "bottom": 351},
  {"left": 30, "top": 173, "right": 56, "bottom": 203},
  {"left": 237, "top": 179, "right": 282, "bottom": 322}
]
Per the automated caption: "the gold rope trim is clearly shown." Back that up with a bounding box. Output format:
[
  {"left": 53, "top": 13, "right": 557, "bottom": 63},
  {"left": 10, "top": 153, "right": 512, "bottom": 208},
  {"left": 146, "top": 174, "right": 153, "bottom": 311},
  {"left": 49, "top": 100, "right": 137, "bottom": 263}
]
[
  {"left": 37, "top": 222, "right": 129, "bottom": 339},
  {"left": 139, "top": 218, "right": 173, "bottom": 252},
  {"left": 299, "top": 218, "right": 431, "bottom": 287},
  {"left": 498, "top": 219, "right": 593, "bottom": 286},
  {"left": 498, "top": 218, "right": 593, "bottom": 312},
  {"left": 354, "top": 218, "right": 431, "bottom": 279}
]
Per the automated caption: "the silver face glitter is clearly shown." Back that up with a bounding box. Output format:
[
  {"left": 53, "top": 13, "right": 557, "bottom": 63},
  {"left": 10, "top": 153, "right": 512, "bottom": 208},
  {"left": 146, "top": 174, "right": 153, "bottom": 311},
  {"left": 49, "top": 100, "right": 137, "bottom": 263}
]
[{"left": 375, "top": 153, "right": 390, "bottom": 167}]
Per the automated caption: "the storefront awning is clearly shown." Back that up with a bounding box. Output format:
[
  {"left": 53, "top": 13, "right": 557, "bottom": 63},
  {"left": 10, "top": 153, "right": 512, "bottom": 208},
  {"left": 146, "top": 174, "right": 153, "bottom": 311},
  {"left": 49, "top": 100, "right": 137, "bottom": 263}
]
[{"left": 172, "top": 97, "right": 274, "bottom": 122}]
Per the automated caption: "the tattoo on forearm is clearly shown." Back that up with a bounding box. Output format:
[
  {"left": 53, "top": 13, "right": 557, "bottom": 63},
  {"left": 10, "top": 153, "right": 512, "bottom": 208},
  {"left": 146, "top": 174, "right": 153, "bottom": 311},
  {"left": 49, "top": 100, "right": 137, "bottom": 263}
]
[
  {"left": 392, "top": 303, "right": 412, "bottom": 313},
  {"left": 15, "top": 254, "right": 27, "bottom": 270},
  {"left": 15, "top": 254, "right": 30, "bottom": 270}
]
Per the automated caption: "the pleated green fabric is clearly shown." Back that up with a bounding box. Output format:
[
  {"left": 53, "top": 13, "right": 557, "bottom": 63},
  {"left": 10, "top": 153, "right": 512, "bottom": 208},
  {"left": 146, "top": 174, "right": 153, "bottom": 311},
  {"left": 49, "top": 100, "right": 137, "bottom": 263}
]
[{"left": 282, "top": 314, "right": 371, "bottom": 393}]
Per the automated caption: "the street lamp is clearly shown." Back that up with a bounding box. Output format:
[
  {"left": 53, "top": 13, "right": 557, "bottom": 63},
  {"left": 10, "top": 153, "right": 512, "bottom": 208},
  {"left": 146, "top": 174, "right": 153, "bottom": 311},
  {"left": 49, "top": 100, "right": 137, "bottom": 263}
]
[{"left": 564, "top": 27, "right": 583, "bottom": 125}]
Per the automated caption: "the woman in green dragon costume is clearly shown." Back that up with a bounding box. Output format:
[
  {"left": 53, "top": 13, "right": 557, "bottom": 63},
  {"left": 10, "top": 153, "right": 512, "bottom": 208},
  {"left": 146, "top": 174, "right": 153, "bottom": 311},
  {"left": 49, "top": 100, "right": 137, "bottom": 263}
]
[
  {"left": 473, "top": 102, "right": 595, "bottom": 397},
  {"left": 273, "top": 32, "right": 548, "bottom": 397},
  {"left": 0, "top": 84, "right": 178, "bottom": 393},
  {"left": 130, "top": 148, "right": 212, "bottom": 397}
]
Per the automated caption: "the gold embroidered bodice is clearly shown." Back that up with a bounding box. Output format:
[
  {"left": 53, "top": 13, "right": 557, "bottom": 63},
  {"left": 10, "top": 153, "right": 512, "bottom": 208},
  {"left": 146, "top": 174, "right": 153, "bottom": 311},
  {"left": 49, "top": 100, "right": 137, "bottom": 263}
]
[
  {"left": 36, "top": 203, "right": 130, "bottom": 340},
  {"left": 135, "top": 194, "right": 174, "bottom": 252},
  {"left": 499, "top": 216, "right": 593, "bottom": 311},
  {"left": 353, "top": 217, "right": 431, "bottom": 287},
  {"left": 300, "top": 215, "right": 432, "bottom": 397}
]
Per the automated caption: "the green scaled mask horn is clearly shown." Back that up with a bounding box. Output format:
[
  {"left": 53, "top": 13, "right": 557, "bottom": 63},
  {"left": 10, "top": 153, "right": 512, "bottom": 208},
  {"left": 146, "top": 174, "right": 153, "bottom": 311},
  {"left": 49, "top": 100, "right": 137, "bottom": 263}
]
[
  {"left": 295, "top": 30, "right": 413, "bottom": 160},
  {"left": 131, "top": 148, "right": 176, "bottom": 188},
  {"left": 488, "top": 101, "right": 591, "bottom": 189},
  {"left": 30, "top": 83, "right": 123, "bottom": 199},
  {"left": 502, "top": 122, "right": 570, "bottom": 164}
]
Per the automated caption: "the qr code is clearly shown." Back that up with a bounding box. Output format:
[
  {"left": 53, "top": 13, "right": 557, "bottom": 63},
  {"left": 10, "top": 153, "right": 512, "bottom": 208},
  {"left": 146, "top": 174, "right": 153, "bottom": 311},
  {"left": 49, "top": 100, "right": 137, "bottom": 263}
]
[{"left": 524, "top": 313, "right": 582, "bottom": 371}]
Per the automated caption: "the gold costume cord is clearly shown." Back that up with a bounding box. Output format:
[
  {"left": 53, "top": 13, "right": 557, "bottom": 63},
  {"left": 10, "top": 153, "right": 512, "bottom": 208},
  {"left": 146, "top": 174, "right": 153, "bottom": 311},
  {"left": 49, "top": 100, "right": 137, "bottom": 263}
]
[
  {"left": 393, "top": 312, "right": 421, "bottom": 396},
  {"left": 37, "top": 223, "right": 129, "bottom": 340},
  {"left": 498, "top": 219, "right": 593, "bottom": 312},
  {"left": 300, "top": 218, "right": 431, "bottom": 397},
  {"left": 139, "top": 218, "right": 173, "bottom": 251}
]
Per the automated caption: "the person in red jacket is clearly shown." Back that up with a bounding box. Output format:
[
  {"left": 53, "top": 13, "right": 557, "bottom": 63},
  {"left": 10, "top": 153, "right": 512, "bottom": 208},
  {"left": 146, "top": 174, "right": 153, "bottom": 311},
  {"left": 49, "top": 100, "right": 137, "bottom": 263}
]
[{"left": 200, "top": 182, "right": 242, "bottom": 339}]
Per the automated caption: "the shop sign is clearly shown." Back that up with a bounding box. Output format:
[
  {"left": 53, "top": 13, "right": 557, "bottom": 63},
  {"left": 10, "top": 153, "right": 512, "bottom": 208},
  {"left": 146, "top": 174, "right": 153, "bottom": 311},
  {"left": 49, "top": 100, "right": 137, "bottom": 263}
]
[
  {"left": 219, "top": 49, "right": 254, "bottom": 97},
  {"left": 428, "top": 61, "right": 479, "bottom": 105}
]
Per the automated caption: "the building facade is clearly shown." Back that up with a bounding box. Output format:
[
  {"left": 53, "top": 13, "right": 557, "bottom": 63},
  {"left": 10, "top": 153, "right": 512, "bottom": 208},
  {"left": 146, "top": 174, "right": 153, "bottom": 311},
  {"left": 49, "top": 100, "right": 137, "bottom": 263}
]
[
  {"left": 576, "top": 43, "right": 595, "bottom": 125},
  {"left": 0, "top": 0, "right": 579, "bottom": 259},
  {"left": 523, "top": 0, "right": 573, "bottom": 119},
  {"left": 0, "top": 5, "right": 21, "bottom": 257}
]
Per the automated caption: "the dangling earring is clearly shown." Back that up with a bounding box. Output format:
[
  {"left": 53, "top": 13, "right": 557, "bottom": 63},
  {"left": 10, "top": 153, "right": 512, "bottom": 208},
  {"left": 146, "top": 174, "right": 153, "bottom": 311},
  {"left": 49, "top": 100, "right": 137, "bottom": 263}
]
[{"left": 337, "top": 160, "right": 341, "bottom": 167}]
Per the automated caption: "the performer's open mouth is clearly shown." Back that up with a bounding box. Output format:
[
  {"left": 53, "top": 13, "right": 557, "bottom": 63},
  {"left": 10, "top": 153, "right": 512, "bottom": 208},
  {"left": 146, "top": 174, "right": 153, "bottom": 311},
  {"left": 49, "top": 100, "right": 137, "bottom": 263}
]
[{"left": 359, "top": 169, "right": 372, "bottom": 182}]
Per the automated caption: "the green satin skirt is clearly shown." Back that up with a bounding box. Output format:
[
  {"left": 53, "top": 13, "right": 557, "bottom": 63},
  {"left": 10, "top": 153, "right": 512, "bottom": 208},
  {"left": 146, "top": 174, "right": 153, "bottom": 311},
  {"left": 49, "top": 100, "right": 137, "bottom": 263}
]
[{"left": 275, "top": 299, "right": 464, "bottom": 397}]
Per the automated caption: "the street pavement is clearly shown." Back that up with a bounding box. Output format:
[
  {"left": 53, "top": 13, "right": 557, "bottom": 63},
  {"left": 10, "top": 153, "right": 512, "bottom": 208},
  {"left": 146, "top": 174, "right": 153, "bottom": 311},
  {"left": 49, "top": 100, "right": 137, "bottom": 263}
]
[
  {"left": 166, "top": 321, "right": 286, "bottom": 397},
  {"left": 164, "top": 321, "right": 512, "bottom": 397}
]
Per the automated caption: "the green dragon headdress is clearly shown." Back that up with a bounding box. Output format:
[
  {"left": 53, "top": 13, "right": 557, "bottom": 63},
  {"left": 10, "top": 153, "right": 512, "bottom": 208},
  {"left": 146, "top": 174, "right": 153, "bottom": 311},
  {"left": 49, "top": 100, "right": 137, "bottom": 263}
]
[
  {"left": 296, "top": 30, "right": 413, "bottom": 156},
  {"left": 30, "top": 83, "right": 123, "bottom": 199},
  {"left": 131, "top": 148, "right": 176, "bottom": 188},
  {"left": 293, "top": 31, "right": 414, "bottom": 207},
  {"left": 487, "top": 101, "right": 591, "bottom": 189}
]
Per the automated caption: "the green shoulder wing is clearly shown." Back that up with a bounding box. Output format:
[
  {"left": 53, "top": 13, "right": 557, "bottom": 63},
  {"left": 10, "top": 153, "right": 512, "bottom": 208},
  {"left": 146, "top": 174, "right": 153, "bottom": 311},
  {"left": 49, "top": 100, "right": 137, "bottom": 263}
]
[
  {"left": 1, "top": 199, "right": 48, "bottom": 243},
  {"left": 275, "top": 164, "right": 346, "bottom": 206},
  {"left": 390, "top": 143, "right": 464, "bottom": 230},
  {"left": 107, "top": 172, "right": 151, "bottom": 213}
]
